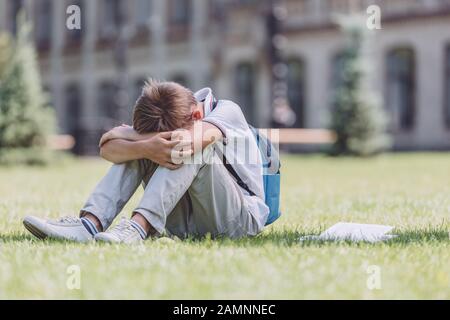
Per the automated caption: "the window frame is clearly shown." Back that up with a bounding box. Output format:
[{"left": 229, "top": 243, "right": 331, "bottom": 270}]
[
  {"left": 385, "top": 47, "right": 416, "bottom": 132},
  {"left": 134, "top": 0, "right": 152, "bottom": 28},
  {"left": 65, "top": 83, "right": 82, "bottom": 134},
  {"left": 99, "top": 0, "right": 122, "bottom": 40},
  {"left": 170, "top": 74, "right": 190, "bottom": 88},
  {"left": 169, "top": 0, "right": 191, "bottom": 26},
  {"left": 235, "top": 62, "right": 256, "bottom": 125},
  {"left": 35, "top": 0, "right": 52, "bottom": 50},
  {"left": 8, "top": 0, "right": 24, "bottom": 36},
  {"left": 287, "top": 57, "right": 307, "bottom": 128},
  {"left": 98, "top": 81, "right": 119, "bottom": 126},
  {"left": 64, "top": 83, "right": 83, "bottom": 154}
]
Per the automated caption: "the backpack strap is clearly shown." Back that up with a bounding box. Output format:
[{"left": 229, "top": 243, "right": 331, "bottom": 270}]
[
  {"left": 221, "top": 153, "right": 256, "bottom": 197},
  {"left": 211, "top": 98, "right": 256, "bottom": 197}
]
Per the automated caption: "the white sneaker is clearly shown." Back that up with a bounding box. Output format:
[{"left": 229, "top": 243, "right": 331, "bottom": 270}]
[
  {"left": 23, "top": 215, "right": 93, "bottom": 243},
  {"left": 95, "top": 218, "right": 144, "bottom": 244}
]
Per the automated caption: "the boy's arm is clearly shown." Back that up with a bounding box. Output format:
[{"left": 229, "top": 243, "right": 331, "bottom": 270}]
[
  {"left": 99, "top": 139, "right": 147, "bottom": 164},
  {"left": 99, "top": 125, "right": 155, "bottom": 147},
  {"left": 99, "top": 122, "right": 222, "bottom": 166},
  {"left": 100, "top": 122, "right": 222, "bottom": 147},
  {"left": 100, "top": 132, "right": 190, "bottom": 170}
]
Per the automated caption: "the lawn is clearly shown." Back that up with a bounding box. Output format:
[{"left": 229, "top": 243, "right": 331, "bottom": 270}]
[{"left": 0, "top": 153, "right": 449, "bottom": 299}]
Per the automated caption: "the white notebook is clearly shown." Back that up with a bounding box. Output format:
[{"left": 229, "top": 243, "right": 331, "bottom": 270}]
[{"left": 299, "top": 222, "right": 396, "bottom": 243}]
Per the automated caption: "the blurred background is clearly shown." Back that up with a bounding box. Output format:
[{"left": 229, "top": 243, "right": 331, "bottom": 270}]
[{"left": 0, "top": 0, "right": 450, "bottom": 157}]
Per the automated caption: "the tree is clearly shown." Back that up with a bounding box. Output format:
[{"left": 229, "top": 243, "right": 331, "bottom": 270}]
[
  {"left": 0, "top": 33, "right": 11, "bottom": 78},
  {"left": 330, "top": 15, "right": 390, "bottom": 156},
  {"left": 0, "top": 13, "right": 55, "bottom": 165}
]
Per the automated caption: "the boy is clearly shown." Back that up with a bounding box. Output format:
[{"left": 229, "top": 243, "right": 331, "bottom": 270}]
[{"left": 23, "top": 80, "right": 269, "bottom": 243}]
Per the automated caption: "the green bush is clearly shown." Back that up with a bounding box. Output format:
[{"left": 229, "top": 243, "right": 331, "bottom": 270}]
[{"left": 0, "top": 13, "right": 55, "bottom": 165}]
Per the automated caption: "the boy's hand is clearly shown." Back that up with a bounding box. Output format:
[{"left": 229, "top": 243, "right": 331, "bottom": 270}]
[
  {"left": 141, "top": 132, "right": 193, "bottom": 170},
  {"left": 99, "top": 124, "right": 136, "bottom": 147}
]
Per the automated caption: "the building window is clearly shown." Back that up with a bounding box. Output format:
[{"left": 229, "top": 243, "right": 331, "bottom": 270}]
[
  {"left": 135, "top": 0, "right": 151, "bottom": 28},
  {"left": 287, "top": 59, "right": 306, "bottom": 128},
  {"left": 445, "top": 45, "right": 450, "bottom": 129},
  {"left": 386, "top": 48, "right": 416, "bottom": 131},
  {"left": 171, "top": 74, "right": 189, "bottom": 88},
  {"left": 98, "top": 82, "right": 119, "bottom": 128},
  {"left": 235, "top": 63, "right": 256, "bottom": 125},
  {"left": 329, "top": 50, "right": 350, "bottom": 121},
  {"left": 100, "top": 0, "right": 122, "bottom": 38},
  {"left": 35, "top": 0, "right": 52, "bottom": 49},
  {"left": 8, "top": 0, "right": 24, "bottom": 36},
  {"left": 65, "top": 84, "right": 82, "bottom": 154},
  {"left": 169, "top": 0, "right": 191, "bottom": 25}
]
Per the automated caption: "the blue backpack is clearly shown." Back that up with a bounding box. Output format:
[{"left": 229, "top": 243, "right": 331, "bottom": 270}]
[
  {"left": 221, "top": 125, "right": 282, "bottom": 226},
  {"left": 250, "top": 126, "right": 281, "bottom": 225}
]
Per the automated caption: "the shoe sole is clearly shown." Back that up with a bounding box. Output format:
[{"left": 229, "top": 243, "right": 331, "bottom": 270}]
[
  {"left": 94, "top": 233, "right": 142, "bottom": 244},
  {"left": 94, "top": 233, "right": 118, "bottom": 243},
  {"left": 23, "top": 220, "right": 48, "bottom": 240}
]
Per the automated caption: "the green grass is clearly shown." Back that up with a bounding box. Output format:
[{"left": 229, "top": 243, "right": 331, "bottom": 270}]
[{"left": 0, "top": 153, "right": 449, "bottom": 299}]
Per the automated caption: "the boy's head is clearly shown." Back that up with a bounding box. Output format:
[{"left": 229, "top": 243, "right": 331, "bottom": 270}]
[{"left": 133, "top": 79, "right": 203, "bottom": 133}]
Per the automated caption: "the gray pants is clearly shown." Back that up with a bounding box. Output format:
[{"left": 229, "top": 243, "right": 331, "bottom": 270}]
[{"left": 81, "top": 146, "right": 262, "bottom": 239}]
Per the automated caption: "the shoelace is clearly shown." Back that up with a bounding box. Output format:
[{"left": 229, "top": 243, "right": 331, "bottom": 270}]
[
  {"left": 57, "top": 216, "right": 80, "bottom": 224},
  {"left": 108, "top": 218, "right": 136, "bottom": 239}
]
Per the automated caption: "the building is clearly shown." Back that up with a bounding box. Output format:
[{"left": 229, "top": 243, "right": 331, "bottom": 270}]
[{"left": 0, "top": 0, "right": 450, "bottom": 154}]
